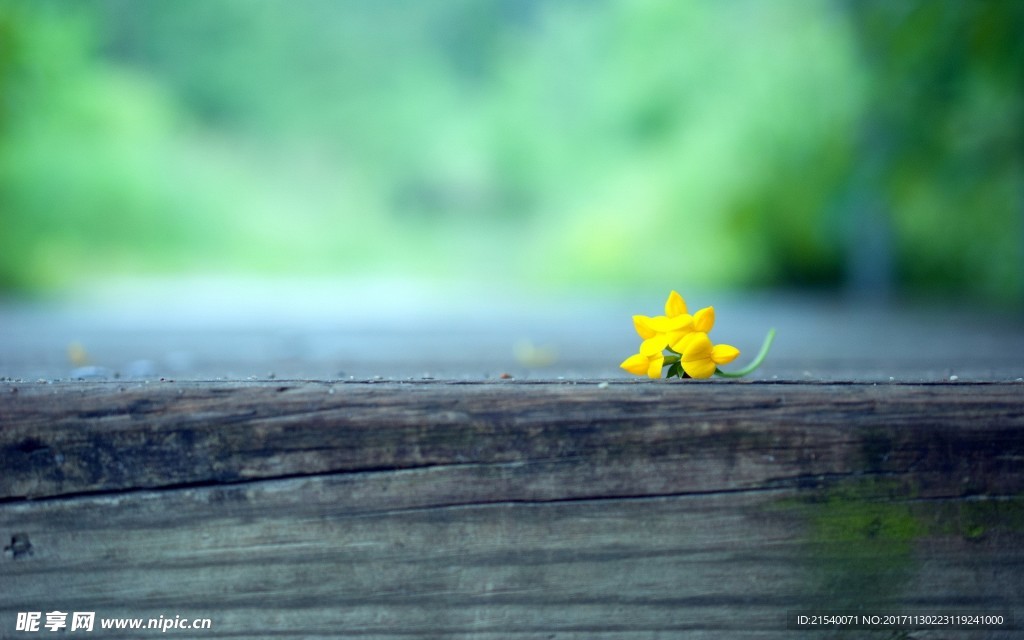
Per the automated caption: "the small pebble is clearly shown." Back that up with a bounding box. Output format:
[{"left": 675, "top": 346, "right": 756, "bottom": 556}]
[
  {"left": 597, "top": 381, "right": 609, "bottom": 389},
  {"left": 949, "top": 375, "right": 959, "bottom": 381},
  {"left": 500, "top": 373, "right": 513, "bottom": 379}
]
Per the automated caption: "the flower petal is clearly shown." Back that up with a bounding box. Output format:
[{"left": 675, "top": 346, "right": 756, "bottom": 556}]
[
  {"left": 666, "top": 313, "right": 693, "bottom": 331},
  {"left": 693, "top": 306, "right": 715, "bottom": 333},
  {"left": 665, "top": 290, "right": 688, "bottom": 317},
  {"left": 712, "top": 343, "right": 740, "bottom": 365},
  {"left": 665, "top": 314, "right": 695, "bottom": 349},
  {"left": 670, "top": 330, "right": 700, "bottom": 354},
  {"left": 620, "top": 353, "right": 649, "bottom": 376},
  {"left": 646, "top": 354, "right": 665, "bottom": 378},
  {"left": 648, "top": 315, "right": 673, "bottom": 333},
  {"left": 640, "top": 336, "right": 667, "bottom": 356},
  {"left": 633, "top": 315, "right": 657, "bottom": 339},
  {"left": 681, "top": 332, "right": 712, "bottom": 362},
  {"left": 682, "top": 358, "right": 716, "bottom": 379}
]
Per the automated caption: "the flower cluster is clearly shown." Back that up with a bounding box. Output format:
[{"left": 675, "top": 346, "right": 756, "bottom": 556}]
[{"left": 620, "top": 291, "right": 774, "bottom": 380}]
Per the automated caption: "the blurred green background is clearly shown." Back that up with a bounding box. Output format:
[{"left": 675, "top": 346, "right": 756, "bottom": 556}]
[{"left": 1, "top": 0, "right": 1022, "bottom": 303}]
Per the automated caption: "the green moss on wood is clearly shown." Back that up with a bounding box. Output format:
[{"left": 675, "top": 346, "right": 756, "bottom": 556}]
[{"left": 769, "top": 477, "right": 1024, "bottom": 637}]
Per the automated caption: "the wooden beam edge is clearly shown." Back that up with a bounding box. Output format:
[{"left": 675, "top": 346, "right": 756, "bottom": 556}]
[{"left": 2, "top": 381, "right": 1022, "bottom": 502}]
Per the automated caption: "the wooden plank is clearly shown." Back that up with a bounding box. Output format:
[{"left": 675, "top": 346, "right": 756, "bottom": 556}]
[
  {"left": 2, "top": 468, "right": 1021, "bottom": 638},
  {"left": 2, "top": 381, "right": 1023, "bottom": 638},
  {"left": 2, "top": 380, "right": 1023, "bottom": 500}
]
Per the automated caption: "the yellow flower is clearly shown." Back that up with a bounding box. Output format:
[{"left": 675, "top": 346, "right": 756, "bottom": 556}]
[
  {"left": 692, "top": 306, "right": 715, "bottom": 332},
  {"left": 679, "top": 332, "right": 740, "bottom": 379},
  {"left": 620, "top": 291, "right": 774, "bottom": 380},
  {"left": 669, "top": 305, "right": 715, "bottom": 351},
  {"left": 633, "top": 290, "right": 694, "bottom": 355},
  {"left": 620, "top": 350, "right": 665, "bottom": 379}
]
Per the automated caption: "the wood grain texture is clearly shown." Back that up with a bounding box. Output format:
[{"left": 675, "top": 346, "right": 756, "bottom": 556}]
[
  {"left": 2, "top": 381, "right": 1023, "bottom": 638},
  {"left": 2, "top": 380, "right": 1023, "bottom": 501}
]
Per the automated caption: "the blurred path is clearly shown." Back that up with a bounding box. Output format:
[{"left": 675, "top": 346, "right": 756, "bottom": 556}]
[{"left": 1, "top": 278, "right": 1022, "bottom": 382}]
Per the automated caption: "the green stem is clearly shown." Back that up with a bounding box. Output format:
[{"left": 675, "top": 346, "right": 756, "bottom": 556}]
[{"left": 714, "top": 328, "right": 776, "bottom": 378}]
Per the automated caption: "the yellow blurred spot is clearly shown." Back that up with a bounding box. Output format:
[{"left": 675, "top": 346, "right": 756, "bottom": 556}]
[
  {"left": 514, "top": 340, "right": 557, "bottom": 368},
  {"left": 67, "top": 342, "right": 90, "bottom": 367}
]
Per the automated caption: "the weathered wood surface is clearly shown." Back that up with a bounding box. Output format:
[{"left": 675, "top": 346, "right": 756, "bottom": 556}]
[
  {"left": 2, "top": 380, "right": 1023, "bottom": 638},
  {"left": 3, "top": 380, "right": 1023, "bottom": 500}
]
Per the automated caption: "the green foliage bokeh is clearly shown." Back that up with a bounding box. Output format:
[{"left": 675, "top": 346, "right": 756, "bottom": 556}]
[{"left": 1, "top": 0, "right": 1021, "bottom": 303}]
